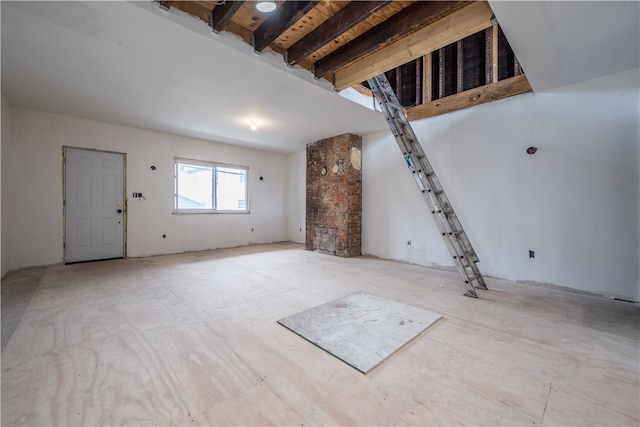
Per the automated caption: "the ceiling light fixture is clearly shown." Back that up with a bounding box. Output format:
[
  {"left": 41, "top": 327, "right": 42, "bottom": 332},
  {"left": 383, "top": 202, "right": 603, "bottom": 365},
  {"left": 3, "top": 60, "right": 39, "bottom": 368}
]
[
  {"left": 250, "top": 120, "right": 258, "bottom": 131},
  {"left": 256, "top": 1, "right": 277, "bottom": 13}
]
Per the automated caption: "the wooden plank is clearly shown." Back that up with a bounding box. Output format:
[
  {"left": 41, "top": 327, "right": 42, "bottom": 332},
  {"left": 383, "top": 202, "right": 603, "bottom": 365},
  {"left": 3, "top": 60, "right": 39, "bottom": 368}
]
[
  {"left": 252, "top": 1, "right": 320, "bottom": 52},
  {"left": 423, "top": 55, "right": 432, "bottom": 103},
  {"left": 405, "top": 74, "right": 532, "bottom": 121},
  {"left": 313, "top": 1, "right": 465, "bottom": 79},
  {"left": 210, "top": 1, "right": 245, "bottom": 33},
  {"left": 491, "top": 24, "right": 499, "bottom": 83},
  {"left": 285, "top": 1, "right": 392, "bottom": 66},
  {"left": 484, "top": 27, "right": 493, "bottom": 84},
  {"left": 351, "top": 84, "right": 373, "bottom": 97},
  {"left": 456, "top": 40, "right": 463, "bottom": 94},
  {"left": 333, "top": 1, "right": 493, "bottom": 91},
  {"left": 169, "top": 1, "right": 212, "bottom": 24},
  {"left": 438, "top": 48, "right": 445, "bottom": 99},
  {"left": 305, "top": 1, "right": 414, "bottom": 64},
  {"left": 229, "top": 2, "right": 269, "bottom": 34},
  {"left": 270, "top": 1, "right": 349, "bottom": 52}
]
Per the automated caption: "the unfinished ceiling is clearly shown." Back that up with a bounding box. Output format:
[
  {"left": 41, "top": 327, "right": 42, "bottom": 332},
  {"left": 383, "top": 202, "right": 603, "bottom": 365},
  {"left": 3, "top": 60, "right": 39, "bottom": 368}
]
[
  {"left": 161, "top": 0, "right": 491, "bottom": 91},
  {"left": 0, "top": 1, "right": 389, "bottom": 154},
  {"left": 2, "top": 1, "right": 638, "bottom": 154}
]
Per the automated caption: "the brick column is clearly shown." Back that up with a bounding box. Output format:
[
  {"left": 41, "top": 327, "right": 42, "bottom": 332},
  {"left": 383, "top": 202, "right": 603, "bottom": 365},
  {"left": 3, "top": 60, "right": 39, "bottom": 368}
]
[{"left": 306, "top": 133, "right": 362, "bottom": 258}]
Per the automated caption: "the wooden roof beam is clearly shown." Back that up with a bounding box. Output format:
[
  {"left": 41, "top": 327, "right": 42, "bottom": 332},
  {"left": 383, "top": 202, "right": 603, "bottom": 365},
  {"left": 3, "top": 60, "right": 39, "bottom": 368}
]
[
  {"left": 313, "top": 1, "right": 465, "bottom": 80},
  {"left": 333, "top": 1, "right": 494, "bottom": 91},
  {"left": 285, "top": 1, "right": 392, "bottom": 67},
  {"left": 252, "top": 1, "right": 320, "bottom": 53},
  {"left": 406, "top": 74, "right": 532, "bottom": 120},
  {"left": 210, "top": 0, "right": 245, "bottom": 33},
  {"left": 158, "top": 1, "right": 173, "bottom": 11}
]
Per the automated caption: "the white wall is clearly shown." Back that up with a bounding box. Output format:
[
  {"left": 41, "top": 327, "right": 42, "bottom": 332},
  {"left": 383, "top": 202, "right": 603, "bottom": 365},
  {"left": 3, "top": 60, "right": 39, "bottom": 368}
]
[
  {"left": 7, "top": 107, "right": 288, "bottom": 271},
  {"left": 1, "top": 96, "right": 14, "bottom": 277},
  {"left": 287, "top": 150, "right": 306, "bottom": 244},
  {"left": 362, "top": 68, "right": 640, "bottom": 301}
]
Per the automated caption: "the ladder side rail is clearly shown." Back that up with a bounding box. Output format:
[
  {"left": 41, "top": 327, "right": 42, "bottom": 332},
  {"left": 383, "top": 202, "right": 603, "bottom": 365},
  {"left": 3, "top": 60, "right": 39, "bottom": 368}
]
[
  {"left": 368, "top": 74, "right": 485, "bottom": 296},
  {"left": 416, "top": 156, "right": 486, "bottom": 289}
]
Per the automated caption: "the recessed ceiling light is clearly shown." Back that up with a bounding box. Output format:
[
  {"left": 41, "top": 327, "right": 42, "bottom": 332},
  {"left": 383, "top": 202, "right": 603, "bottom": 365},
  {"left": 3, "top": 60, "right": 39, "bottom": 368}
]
[{"left": 256, "top": 1, "right": 276, "bottom": 13}]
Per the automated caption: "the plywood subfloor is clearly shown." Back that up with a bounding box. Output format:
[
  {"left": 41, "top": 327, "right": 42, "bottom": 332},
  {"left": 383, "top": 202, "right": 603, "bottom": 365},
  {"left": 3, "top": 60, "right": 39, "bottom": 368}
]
[
  {"left": 2, "top": 243, "right": 638, "bottom": 426},
  {"left": 278, "top": 291, "right": 441, "bottom": 373}
]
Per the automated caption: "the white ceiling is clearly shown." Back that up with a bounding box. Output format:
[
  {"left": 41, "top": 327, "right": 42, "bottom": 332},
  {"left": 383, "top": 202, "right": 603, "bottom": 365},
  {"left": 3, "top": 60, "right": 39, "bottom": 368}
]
[
  {"left": 2, "top": 1, "right": 639, "bottom": 154},
  {"left": 1, "top": 1, "right": 388, "bottom": 154},
  {"left": 489, "top": 1, "right": 639, "bottom": 92}
]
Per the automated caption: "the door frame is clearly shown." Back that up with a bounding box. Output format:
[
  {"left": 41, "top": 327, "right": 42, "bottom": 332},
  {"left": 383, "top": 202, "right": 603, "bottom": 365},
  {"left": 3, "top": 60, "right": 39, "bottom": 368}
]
[{"left": 62, "top": 146, "right": 128, "bottom": 263}]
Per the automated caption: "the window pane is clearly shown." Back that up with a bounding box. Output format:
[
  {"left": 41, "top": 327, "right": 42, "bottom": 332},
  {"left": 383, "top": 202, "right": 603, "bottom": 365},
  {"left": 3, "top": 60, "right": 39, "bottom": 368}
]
[
  {"left": 216, "top": 166, "right": 247, "bottom": 211},
  {"left": 176, "top": 163, "right": 213, "bottom": 209}
]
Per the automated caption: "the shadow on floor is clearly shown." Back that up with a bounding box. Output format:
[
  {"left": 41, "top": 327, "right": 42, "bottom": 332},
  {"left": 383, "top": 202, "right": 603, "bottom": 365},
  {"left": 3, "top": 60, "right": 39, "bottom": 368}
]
[{"left": 1, "top": 266, "right": 47, "bottom": 352}]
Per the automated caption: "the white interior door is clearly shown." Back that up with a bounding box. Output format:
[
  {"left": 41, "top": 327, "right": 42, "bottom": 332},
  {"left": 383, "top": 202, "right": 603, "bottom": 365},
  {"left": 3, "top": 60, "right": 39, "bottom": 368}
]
[{"left": 65, "top": 148, "right": 125, "bottom": 263}]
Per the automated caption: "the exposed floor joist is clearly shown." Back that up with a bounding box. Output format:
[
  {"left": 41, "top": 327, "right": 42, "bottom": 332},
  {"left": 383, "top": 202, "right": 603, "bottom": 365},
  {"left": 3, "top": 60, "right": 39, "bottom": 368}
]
[
  {"left": 210, "top": 0, "right": 245, "bottom": 34},
  {"left": 285, "top": 1, "right": 392, "bottom": 67},
  {"left": 313, "top": 1, "right": 465, "bottom": 80},
  {"left": 333, "top": 1, "right": 493, "bottom": 91},
  {"left": 158, "top": 1, "right": 531, "bottom": 117},
  {"left": 252, "top": 1, "right": 320, "bottom": 53}
]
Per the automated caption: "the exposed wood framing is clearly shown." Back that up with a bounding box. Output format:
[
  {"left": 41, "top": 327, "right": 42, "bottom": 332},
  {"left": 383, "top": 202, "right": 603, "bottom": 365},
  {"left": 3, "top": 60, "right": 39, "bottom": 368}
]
[
  {"left": 168, "top": 1, "right": 211, "bottom": 24},
  {"left": 252, "top": 1, "right": 319, "bottom": 52},
  {"left": 285, "top": 1, "right": 391, "bottom": 66},
  {"left": 405, "top": 74, "right": 532, "bottom": 121},
  {"left": 333, "top": 1, "right": 493, "bottom": 91},
  {"left": 423, "top": 55, "right": 432, "bottom": 103},
  {"left": 456, "top": 40, "right": 463, "bottom": 93},
  {"left": 352, "top": 84, "right": 373, "bottom": 97},
  {"left": 491, "top": 24, "right": 499, "bottom": 83},
  {"left": 415, "top": 58, "right": 422, "bottom": 105},
  {"left": 314, "top": 1, "right": 465, "bottom": 80},
  {"left": 210, "top": 0, "right": 245, "bottom": 33},
  {"left": 303, "top": 1, "right": 414, "bottom": 68},
  {"left": 438, "top": 49, "right": 445, "bottom": 99}
]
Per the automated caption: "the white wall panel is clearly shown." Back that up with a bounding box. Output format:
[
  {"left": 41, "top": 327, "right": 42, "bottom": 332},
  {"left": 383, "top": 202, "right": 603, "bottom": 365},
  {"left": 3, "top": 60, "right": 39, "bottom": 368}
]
[
  {"left": 1, "top": 96, "right": 14, "bottom": 277},
  {"left": 7, "top": 108, "right": 288, "bottom": 268},
  {"left": 361, "top": 68, "right": 639, "bottom": 301}
]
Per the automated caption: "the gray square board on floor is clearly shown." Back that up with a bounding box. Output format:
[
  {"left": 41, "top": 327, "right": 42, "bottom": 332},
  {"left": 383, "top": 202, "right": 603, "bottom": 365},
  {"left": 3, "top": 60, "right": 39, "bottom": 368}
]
[{"left": 277, "top": 291, "right": 442, "bottom": 374}]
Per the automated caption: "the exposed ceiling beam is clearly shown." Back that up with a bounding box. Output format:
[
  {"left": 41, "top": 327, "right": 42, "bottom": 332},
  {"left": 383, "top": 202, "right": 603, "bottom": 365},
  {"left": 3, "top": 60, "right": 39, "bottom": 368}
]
[
  {"left": 167, "top": 1, "right": 211, "bottom": 24},
  {"left": 210, "top": 0, "right": 245, "bottom": 34},
  {"left": 252, "top": 1, "right": 320, "bottom": 53},
  {"left": 158, "top": 1, "right": 173, "bottom": 12},
  {"left": 333, "top": 1, "right": 494, "bottom": 91},
  {"left": 285, "top": 1, "right": 392, "bottom": 67},
  {"left": 313, "top": 1, "right": 466, "bottom": 80},
  {"left": 406, "top": 74, "right": 532, "bottom": 120}
]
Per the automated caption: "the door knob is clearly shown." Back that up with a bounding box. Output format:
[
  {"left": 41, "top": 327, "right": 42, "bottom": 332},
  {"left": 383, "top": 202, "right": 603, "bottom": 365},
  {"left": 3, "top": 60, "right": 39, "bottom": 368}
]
[{"left": 117, "top": 209, "right": 123, "bottom": 214}]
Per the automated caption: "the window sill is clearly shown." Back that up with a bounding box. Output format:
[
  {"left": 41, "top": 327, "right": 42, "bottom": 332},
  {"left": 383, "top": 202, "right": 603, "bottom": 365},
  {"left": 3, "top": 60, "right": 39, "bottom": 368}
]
[{"left": 172, "top": 210, "right": 250, "bottom": 214}]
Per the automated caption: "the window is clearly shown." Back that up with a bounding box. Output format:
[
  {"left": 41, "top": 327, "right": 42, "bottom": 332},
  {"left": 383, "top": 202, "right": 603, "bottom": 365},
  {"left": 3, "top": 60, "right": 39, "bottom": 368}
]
[{"left": 174, "top": 159, "right": 248, "bottom": 213}]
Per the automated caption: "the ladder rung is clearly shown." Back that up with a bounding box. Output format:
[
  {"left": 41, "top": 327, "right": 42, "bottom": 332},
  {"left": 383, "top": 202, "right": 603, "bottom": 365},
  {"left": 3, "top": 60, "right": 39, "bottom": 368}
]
[
  {"left": 369, "top": 73, "right": 486, "bottom": 298},
  {"left": 465, "top": 274, "right": 480, "bottom": 283}
]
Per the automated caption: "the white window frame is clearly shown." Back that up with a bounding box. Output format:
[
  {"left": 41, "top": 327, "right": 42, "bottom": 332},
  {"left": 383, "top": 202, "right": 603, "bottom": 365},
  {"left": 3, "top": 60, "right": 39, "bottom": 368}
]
[{"left": 173, "top": 158, "right": 249, "bottom": 214}]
